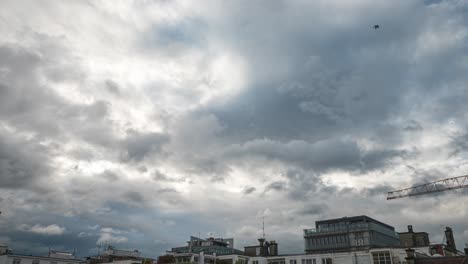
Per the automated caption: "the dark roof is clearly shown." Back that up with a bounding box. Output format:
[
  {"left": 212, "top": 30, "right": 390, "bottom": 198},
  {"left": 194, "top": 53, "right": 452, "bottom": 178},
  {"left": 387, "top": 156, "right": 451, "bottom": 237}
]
[
  {"left": 315, "top": 215, "right": 395, "bottom": 230},
  {"left": 398, "top": 232, "right": 429, "bottom": 235},
  {"left": 7, "top": 254, "right": 83, "bottom": 262},
  {"left": 415, "top": 256, "right": 468, "bottom": 264}
]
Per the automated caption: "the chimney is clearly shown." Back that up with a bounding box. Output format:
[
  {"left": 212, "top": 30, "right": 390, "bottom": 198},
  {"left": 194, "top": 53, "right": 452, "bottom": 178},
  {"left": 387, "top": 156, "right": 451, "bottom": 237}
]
[
  {"left": 405, "top": 248, "right": 416, "bottom": 264},
  {"left": 408, "top": 225, "right": 414, "bottom": 233},
  {"left": 268, "top": 241, "right": 278, "bottom": 256},
  {"left": 445, "top": 227, "right": 457, "bottom": 252},
  {"left": 258, "top": 238, "right": 265, "bottom": 257}
]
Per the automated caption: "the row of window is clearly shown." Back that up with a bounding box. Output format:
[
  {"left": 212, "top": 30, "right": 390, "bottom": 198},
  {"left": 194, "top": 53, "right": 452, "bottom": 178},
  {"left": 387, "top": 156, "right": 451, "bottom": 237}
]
[
  {"left": 13, "top": 259, "right": 76, "bottom": 264},
  {"left": 289, "top": 258, "right": 331, "bottom": 264},
  {"left": 307, "top": 235, "right": 348, "bottom": 246}
]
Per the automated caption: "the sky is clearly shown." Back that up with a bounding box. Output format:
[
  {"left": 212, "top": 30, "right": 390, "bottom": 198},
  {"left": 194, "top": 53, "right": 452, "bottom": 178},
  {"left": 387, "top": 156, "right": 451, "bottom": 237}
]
[{"left": 1, "top": 0, "right": 468, "bottom": 259}]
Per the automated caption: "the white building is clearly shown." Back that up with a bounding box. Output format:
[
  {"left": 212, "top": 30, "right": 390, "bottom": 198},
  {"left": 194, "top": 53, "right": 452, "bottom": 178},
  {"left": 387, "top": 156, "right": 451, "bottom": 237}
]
[
  {"left": 247, "top": 247, "right": 432, "bottom": 264},
  {"left": 0, "top": 246, "right": 83, "bottom": 264}
]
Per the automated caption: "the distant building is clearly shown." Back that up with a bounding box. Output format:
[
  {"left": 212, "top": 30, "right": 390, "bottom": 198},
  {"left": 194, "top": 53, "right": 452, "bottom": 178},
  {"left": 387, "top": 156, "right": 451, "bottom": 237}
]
[
  {"left": 166, "top": 236, "right": 247, "bottom": 264},
  {"left": 398, "top": 225, "right": 430, "bottom": 248},
  {"left": 170, "top": 236, "right": 244, "bottom": 256},
  {"left": 86, "top": 246, "right": 154, "bottom": 264},
  {"left": 303, "top": 215, "right": 400, "bottom": 253},
  {"left": 244, "top": 239, "right": 278, "bottom": 257}
]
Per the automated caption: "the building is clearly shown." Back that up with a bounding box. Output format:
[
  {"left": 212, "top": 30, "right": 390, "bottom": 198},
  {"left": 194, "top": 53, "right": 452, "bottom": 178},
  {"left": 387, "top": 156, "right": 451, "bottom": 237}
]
[
  {"left": 303, "top": 216, "right": 401, "bottom": 253},
  {"left": 244, "top": 239, "right": 278, "bottom": 257},
  {"left": 405, "top": 248, "right": 468, "bottom": 264},
  {"left": 398, "top": 226, "right": 430, "bottom": 248},
  {"left": 86, "top": 246, "right": 154, "bottom": 264},
  {"left": 170, "top": 237, "right": 244, "bottom": 256},
  {"left": 0, "top": 246, "right": 83, "bottom": 264},
  {"left": 247, "top": 247, "right": 421, "bottom": 264},
  {"left": 166, "top": 236, "right": 247, "bottom": 264}
]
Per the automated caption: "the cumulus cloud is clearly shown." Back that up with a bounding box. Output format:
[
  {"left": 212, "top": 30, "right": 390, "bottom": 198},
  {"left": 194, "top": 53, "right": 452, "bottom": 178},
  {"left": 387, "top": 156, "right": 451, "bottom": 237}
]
[
  {"left": 18, "top": 224, "right": 66, "bottom": 236},
  {"left": 97, "top": 228, "right": 128, "bottom": 244}
]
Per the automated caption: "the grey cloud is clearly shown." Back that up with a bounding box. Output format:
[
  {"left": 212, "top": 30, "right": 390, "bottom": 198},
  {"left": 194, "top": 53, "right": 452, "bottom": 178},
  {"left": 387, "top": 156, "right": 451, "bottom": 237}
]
[
  {"left": 105, "top": 80, "right": 120, "bottom": 95},
  {"left": 120, "top": 130, "right": 169, "bottom": 162},
  {"left": 0, "top": 130, "right": 51, "bottom": 189},
  {"left": 101, "top": 170, "right": 120, "bottom": 182},
  {"left": 242, "top": 186, "right": 256, "bottom": 195},
  {"left": 124, "top": 192, "right": 145, "bottom": 204},
  {"left": 265, "top": 181, "right": 287, "bottom": 192},
  {"left": 297, "top": 204, "right": 327, "bottom": 216},
  {"left": 404, "top": 120, "right": 423, "bottom": 131},
  {"left": 2, "top": 0, "right": 468, "bottom": 257}
]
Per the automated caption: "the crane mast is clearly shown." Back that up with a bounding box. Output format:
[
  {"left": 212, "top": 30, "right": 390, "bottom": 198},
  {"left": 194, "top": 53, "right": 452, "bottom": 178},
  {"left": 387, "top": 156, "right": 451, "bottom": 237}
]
[{"left": 387, "top": 175, "right": 468, "bottom": 200}]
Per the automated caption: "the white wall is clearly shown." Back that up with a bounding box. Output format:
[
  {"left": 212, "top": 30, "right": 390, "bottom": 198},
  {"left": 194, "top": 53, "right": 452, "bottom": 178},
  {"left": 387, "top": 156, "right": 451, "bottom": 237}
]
[{"left": 2, "top": 255, "right": 82, "bottom": 264}]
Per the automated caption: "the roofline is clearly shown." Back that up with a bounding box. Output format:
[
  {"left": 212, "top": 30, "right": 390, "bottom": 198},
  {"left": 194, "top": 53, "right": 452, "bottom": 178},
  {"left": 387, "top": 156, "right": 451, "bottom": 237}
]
[
  {"left": 398, "top": 232, "right": 429, "bottom": 235},
  {"left": 5, "top": 254, "right": 83, "bottom": 262},
  {"left": 315, "top": 215, "right": 395, "bottom": 230}
]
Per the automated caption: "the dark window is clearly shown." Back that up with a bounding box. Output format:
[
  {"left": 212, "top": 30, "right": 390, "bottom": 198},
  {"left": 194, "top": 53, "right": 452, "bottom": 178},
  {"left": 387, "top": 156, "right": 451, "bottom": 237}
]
[{"left": 13, "top": 259, "right": 21, "bottom": 264}]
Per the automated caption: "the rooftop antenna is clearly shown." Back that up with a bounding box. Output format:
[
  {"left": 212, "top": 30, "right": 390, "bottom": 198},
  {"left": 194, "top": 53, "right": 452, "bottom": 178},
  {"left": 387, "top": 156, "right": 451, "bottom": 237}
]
[{"left": 262, "top": 216, "right": 265, "bottom": 239}]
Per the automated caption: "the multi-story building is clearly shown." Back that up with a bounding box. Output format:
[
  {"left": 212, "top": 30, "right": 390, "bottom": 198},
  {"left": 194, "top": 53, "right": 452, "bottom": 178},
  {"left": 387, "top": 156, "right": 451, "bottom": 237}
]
[
  {"left": 398, "top": 226, "right": 430, "bottom": 248},
  {"left": 170, "top": 237, "right": 244, "bottom": 256},
  {"left": 303, "top": 216, "right": 400, "bottom": 253}
]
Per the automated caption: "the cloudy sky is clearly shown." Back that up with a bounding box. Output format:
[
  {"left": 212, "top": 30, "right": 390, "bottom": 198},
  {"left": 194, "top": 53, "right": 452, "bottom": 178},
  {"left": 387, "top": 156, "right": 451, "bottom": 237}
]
[{"left": 1, "top": 0, "right": 468, "bottom": 258}]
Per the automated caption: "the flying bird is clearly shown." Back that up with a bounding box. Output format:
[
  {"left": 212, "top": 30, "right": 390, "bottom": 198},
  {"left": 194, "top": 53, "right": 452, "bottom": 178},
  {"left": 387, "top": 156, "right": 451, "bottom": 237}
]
[{"left": 374, "top": 25, "right": 380, "bottom": 29}]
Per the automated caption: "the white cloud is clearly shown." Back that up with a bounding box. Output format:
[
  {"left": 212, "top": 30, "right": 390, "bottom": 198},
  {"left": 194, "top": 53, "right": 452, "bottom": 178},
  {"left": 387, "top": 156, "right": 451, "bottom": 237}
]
[
  {"left": 96, "top": 227, "right": 128, "bottom": 244},
  {"left": 18, "top": 224, "right": 66, "bottom": 235}
]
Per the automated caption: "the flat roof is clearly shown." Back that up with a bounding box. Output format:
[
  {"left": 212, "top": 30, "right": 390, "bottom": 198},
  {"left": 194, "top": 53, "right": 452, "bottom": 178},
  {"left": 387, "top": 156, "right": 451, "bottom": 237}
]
[
  {"left": 315, "top": 215, "right": 395, "bottom": 230},
  {"left": 6, "top": 254, "right": 82, "bottom": 262}
]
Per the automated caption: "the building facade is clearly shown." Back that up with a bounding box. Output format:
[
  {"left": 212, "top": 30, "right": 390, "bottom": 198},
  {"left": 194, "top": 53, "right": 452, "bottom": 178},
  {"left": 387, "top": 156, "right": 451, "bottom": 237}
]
[
  {"left": 398, "top": 226, "right": 430, "bottom": 248},
  {"left": 0, "top": 248, "right": 83, "bottom": 264},
  {"left": 170, "top": 237, "right": 244, "bottom": 256},
  {"left": 304, "top": 216, "right": 401, "bottom": 253}
]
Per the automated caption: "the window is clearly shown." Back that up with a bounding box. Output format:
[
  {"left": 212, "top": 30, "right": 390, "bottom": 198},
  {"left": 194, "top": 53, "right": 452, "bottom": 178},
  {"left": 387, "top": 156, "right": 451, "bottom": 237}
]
[
  {"left": 372, "top": 252, "right": 391, "bottom": 264},
  {"left": 313, "top": 260, "right": 316, "bottom": 264},
  {"left": 50, "top": 262, "right": 58, "bottom": 264},
  {"left": 321, "top": 258, "right": 332, "bottom": 264},
  {"left": 253, "top": 261, "right": 259, "bottom": 264},
  {"left": 13, "top": 259, "right": 21, "bottom": 264},
  {"left": 32, "top": 260, "right": 40, "bottom": 264},
  {"left": 306, "top": 259, "right": 313, "bottom": 264},
  {"left": 290, "top": 260, "right": 297, "bottom": 264}
]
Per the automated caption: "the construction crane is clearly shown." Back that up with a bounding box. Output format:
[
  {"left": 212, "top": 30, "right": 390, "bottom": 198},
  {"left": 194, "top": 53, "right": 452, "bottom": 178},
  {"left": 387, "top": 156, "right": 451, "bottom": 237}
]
[{"left": 387, "top": 175, "right": 468, "bottom": 200}]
